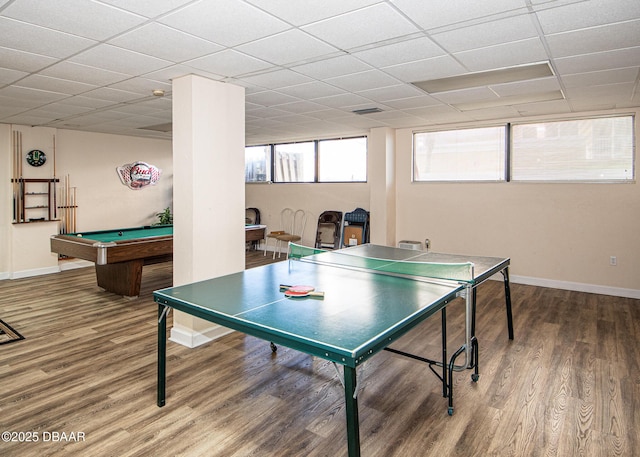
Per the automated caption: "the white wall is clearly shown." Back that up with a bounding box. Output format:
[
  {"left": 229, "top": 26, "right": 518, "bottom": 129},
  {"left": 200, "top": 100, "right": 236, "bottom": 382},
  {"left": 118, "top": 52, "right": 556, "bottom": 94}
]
[
  {"left": 394, "top": 109, "right": 640, "bottom": 295},
  {"left": 56, "top": 129, "right": 172, "bottom": 232}
]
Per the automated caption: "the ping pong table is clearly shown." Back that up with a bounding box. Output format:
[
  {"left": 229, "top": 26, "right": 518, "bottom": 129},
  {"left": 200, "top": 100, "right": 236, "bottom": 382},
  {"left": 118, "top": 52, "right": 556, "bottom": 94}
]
[{"left": 154, "top": 243, "right": 512, "bottom": 457}]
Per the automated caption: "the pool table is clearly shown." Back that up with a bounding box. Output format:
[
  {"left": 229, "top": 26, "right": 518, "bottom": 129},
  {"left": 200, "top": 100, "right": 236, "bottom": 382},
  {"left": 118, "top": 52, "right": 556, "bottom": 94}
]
[
  {"left": 51, "top": 225, "right": 173, "bottom": 297},
  {"left": 51, "top": 224, "right": 267, "bottom": 297}
]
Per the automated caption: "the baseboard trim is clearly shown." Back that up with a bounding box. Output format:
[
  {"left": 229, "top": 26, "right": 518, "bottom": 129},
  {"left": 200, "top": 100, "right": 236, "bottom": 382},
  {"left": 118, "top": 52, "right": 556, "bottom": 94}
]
[
  {"left": 169, "top": 323, "right": 234, "bottom": 348},
  {"left": 58, "top": 259, "right": 93, "bottom": 271},
  {"left": 11, "top": 265, "right": 61, "bottom": 279},
  {"left": 510, "top": 274, "right": 640, "bottom": 299}
]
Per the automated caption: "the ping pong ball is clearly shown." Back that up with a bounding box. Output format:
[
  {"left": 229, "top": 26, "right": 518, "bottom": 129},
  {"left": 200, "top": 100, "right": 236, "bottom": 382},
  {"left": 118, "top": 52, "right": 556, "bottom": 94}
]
[{"left": 77, "top": 234, "right": 82, "bottom": 237}]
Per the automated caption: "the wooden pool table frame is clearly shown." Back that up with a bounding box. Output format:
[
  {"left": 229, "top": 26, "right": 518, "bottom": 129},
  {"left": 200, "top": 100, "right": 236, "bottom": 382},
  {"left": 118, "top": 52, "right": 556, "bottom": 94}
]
[
  {"left": 51, "top": 230, "right": 172, "bottom": 297},
  {"left": 51, "top": 225, "right": 267, "bottom": 297}
]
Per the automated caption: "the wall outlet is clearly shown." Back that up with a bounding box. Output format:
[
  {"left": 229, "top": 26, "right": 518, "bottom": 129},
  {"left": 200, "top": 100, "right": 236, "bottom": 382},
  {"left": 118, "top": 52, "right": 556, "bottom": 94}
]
[{"left": 610, "top": 256, "right": 617, "bottom": 266}]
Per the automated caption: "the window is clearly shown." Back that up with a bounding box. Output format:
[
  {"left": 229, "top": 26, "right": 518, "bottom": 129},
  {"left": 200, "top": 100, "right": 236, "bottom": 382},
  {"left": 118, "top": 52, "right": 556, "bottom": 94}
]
[
  {"left": 318, "top": 137, "right": 367, "bottom": 182},
  {"left": 245, "top": 145, "right": 271, "bottom": 182},
  {"left": 413, "top": 126, "right": 506, "bottom": 181},
  {"left": 412, "top": 115, "right": 635, "bottom": 183},
  {"left": 246, "top": 136, "right": 368, "bottom": 183},
  {"left": 511, "top": 116, "right": 634, "bottom": 182},
  {"left": 274, "top": 142, "right": 315, "bottom": 182}
]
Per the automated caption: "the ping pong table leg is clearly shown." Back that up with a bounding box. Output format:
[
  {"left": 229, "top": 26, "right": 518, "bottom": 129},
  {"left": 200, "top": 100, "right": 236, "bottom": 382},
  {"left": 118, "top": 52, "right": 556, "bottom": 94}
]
[
  {"left": 501, "top": 267, "right": 514, "bottom": 340},
  {"left": 157, "top": 304, "right": 167, "bottom": 407},
  {"left": 343, "top": 366, "right": 361, "bottom": 457},
  {"left": 441, "top": 307, "right": 448, "bottom": 398}
]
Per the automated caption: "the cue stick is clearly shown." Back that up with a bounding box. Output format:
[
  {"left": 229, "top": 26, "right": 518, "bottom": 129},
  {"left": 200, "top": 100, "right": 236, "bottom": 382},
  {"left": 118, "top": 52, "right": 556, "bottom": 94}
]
[
  {"left": 53, "top": 134, "right": 57, "bottom": 220},
  {"left": 18, "top": 131, "right": 23, "bottom": 223},
  {"left": 59, "top": 176, "right": 65, "bottom": 233},
  {"left": 12, "top": 131, "right": 16, "bottom": 222},
  {"left": 66, "top": 175, "right": 71, "bottom": 233},
  {"left": 13, "top": 131, "right": 18, "bottom": 222},
  {"left": 73, "top": 187, "right": 77, "bottom": 232}
]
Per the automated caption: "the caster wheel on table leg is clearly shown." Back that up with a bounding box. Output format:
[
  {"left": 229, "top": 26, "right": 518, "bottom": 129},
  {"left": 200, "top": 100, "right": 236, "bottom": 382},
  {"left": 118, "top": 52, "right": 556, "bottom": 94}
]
[
  {"left": 270, "top": 342, "right": 277, "bottom": 352},
  {"left": 471, "top": 373, "right": 479, "bottom": 382},
  {"left": 448, "top": 407, "right": 454, "bottom": 416}
]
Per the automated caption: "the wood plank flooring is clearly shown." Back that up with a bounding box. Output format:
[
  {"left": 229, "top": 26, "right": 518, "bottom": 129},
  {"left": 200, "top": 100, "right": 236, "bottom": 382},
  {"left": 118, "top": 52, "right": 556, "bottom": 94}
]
[{"left": 1, "top": 251, "right": 638, "bottom": 456}]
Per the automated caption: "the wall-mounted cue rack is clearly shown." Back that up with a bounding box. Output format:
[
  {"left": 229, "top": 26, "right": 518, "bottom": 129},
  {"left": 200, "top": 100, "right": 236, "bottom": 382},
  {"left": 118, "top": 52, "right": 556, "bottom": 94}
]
[
  {"left": 11, "top": 178, "right": 59, "bottom": 223},
  {"left": 10, "top": 130, "right": 77, "bottom": 229}
]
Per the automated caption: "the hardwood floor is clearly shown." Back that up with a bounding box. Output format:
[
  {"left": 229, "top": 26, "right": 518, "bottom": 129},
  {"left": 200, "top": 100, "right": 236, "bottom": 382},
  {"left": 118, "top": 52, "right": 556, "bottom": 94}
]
[{"left": 1, "top": 251, "right": 638, "bottom": 456}]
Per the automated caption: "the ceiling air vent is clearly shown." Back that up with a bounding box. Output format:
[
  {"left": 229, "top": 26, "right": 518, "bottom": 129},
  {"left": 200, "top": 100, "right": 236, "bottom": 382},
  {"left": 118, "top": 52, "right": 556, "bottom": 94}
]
[
  {"left": 138, "top": 122, "right": 172, "bottom": 132},
  {"left": 352, "top": 107, "right": 383, "bottom": 115}
]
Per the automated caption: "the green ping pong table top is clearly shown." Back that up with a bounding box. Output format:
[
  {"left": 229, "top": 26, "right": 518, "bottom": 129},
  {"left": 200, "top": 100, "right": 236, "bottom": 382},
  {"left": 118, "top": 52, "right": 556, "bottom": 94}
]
[{"left": 154, "top": 256, "right": 463, "bottom": 367}]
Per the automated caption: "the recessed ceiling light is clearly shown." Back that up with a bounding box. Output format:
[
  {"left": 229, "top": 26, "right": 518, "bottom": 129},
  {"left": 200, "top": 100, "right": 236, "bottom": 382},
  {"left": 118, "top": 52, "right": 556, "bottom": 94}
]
[
  {"left": 352, "top": 107, "right": 383, "bottom": 115},
  {"left": 152, "top": 89, "right": 165, "bottom": 97},
  {"left": 412, "top": 62, "right": 554, "bottom": 94}
]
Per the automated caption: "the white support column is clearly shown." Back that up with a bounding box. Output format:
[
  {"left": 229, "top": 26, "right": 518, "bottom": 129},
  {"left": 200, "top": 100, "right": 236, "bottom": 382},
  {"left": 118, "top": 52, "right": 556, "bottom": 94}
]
[
  {"left": 368, "top": 127, "right": 396, "bottom": 246},
  {"left": 170, "top": 75, "right": 245, "bottom": 347}
]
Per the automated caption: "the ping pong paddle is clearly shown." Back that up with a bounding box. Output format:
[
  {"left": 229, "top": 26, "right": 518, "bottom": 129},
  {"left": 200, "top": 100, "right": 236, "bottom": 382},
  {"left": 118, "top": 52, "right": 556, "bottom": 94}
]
[{"left": 279, "top": 284, "right": 325, "bottom": 299}]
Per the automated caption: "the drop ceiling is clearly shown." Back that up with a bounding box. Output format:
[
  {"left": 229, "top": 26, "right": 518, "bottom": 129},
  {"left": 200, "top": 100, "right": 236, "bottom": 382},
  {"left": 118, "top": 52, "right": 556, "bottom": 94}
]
[{"left": 0, "top": 0, "right": 638, "bottom": 145}]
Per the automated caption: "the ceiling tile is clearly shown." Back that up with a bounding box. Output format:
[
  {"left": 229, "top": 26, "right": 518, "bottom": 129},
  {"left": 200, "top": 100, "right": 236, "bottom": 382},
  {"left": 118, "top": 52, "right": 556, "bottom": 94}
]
[
  {"left": 159, "top": 0, "right": 290, "bottom": 47},
  {"left": 325, "top": 70, "right": 403, "bottom": 92},
  {"left": 246, "top": 90, "right": 301, "bottom": 107},
  {"left": 391, "top": 0, "right": 529, "bottom": 30},
  {"left": 98, "top": 0, "right": 195, "bottom": 17},
  {"left": 536, "top": 0, "right": 640, "bottom": 34},
  {"left": 55, "top": 95, "right": 118, "bottom": 109},
  {"left": 489, "top": 77, "right": 562, "bottom": 97},
  {"left": 355, "top": 84, "right": 425, "bottom": 102},
  {"left": 80, "top": 87, "right": 145, "bottom": 103},
  {"left": 144, "top": 64, "right": 225, "bottom": 84},
  {"left": 311, "top": 92, "right": 374, "bottom": 109},
  {"left": 245, "top": 0, "right": 379, "bottom": 26},
  {"left": 271, "top": 100, "right": 332, "bottom": 114},
  {"left": 431, "top": 87, "right": 498, "bottom": 104},
  {"left": 453, "top": 38, "right": 548, "bottom": 72},
  {"left": 545, "top": 20, "right": 640, "bottom": 58},
  {"left": 292, "top": 55, "right": 372, "bottom": 80},
  {"left": 40, "top": 61, "right": 131, "bottom": 86},
  {"left": 0, "top": 67, "right": 28, "bottom": 85},
  {"left": 432, "top": 15, "right": 538, "bottom": 53},
  {"left": 108, "top": 77, "right": 173, "bottom": 96},
  {"left": 0, "top": 17, "right": 96, "bottom": 59},
  {"left": 0, "top": 85, "right": 69, "bottom": 104},
  {"left": 514, "top": 98, "right": 572, "bottom": 116},
  {"left": 108, "top": 23, "right": 224, "bottom": 62},
  {"left": 186, "top": 50, "right": 274, "bottom": 78},
  {"left": 353, "top": 37, "right": 445, "bottom": 68},
  {"left": 2, "top": 112, "right": 60, "bottom": 125},
  {"left": 70, "top": 44, "right": 173, "bottom": 75},
  {"left": 16, "top": 74, "right": 97, "bottom": 95},
  {"left": 561, "top": 68, "right": 640, "bottom": 88},
  {"left": 277, "top": 81, "right": 345, "bottom": 99},
  {"left": 236, "top": 29, "right": 340, "bottom": 66},
  {"left": 238, "top": 69, "right": 314, "bottom": 90},
  {"left": 0, "top": 47, "right": 58, "bottom": 72},
  {"left": 382, "top": 95, "right": 441, "bottom": 110},
  {"left": 302, "top": 3, "right": 420, "bottom": 50},
  {"left": 3, "top": 0, "right": 146, "bottom": 40},
  {"left": 382, "top": 55, "right": 467, "bottom": 83},
  {"left": 554, "top": 47, "right": 640, "bottom": 75}
]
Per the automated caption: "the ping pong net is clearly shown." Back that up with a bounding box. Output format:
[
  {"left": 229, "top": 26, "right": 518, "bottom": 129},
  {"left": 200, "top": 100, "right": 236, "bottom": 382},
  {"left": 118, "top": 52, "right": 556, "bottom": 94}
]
[{"left": 288, "top": 243, "right": 474, "bottom": 285}]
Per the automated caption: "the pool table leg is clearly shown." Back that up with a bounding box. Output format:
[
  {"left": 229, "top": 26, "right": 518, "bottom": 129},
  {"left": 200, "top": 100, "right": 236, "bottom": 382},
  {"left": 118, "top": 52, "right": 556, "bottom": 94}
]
[{"left": 95, "top": 259, "right": 144, "bottom": 297}]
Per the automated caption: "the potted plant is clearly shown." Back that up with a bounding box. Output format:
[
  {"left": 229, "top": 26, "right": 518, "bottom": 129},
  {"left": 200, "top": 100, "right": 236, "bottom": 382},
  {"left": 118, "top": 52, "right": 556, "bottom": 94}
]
[{"left": 154, "top": 207, "right": 173, "bottom": 225}]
